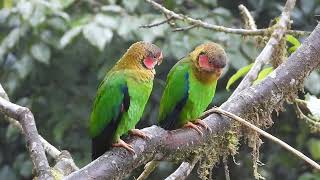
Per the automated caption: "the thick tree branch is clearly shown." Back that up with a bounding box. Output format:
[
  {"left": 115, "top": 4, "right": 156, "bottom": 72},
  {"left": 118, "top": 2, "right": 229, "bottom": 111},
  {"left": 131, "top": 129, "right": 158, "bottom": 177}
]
[
  {"left": 230, "top": 0, "right": 296, "bottom": 98},
  {"left": 64, "top": 22, "right": 320, "bottom": 180},
  {"left": 0, "top": 96, "right": 53, "bottom": 179},
  {"left": 143, "top": 0, "right": 308, "bottom": 36},
  {"left": 0, "top": 84, "right": 79, "bottom": 176},
  {"left": 0, "top": 84, "right": 61, "bottom": 159}
]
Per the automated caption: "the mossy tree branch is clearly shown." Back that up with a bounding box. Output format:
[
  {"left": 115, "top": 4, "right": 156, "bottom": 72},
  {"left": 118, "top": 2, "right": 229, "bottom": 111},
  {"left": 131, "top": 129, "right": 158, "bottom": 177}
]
[
  {"left": 230, "top": 0, "right": 296, "bottom": 98},
  {"left": 64, "top": 22, "right": 320, "bottom": 180},
  {"left": 150, "top": 0, "right": 296, "bottom": 178}
]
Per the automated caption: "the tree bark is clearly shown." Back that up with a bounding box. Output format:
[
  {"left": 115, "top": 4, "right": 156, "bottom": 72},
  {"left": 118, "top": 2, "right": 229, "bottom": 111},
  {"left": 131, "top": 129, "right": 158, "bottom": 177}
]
[{"left": 65, "top": 23, "right": 320, "bottom": 180}]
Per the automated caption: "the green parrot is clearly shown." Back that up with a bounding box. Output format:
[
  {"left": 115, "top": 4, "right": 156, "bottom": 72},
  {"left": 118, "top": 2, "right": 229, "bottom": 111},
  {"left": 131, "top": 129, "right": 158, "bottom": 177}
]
[
  {"left": 89, "top": 41, "right": 163, "bottom": 160},
  {"left": 158, "top": 42, "right": 227, "bottom": 134},
  {"left": 137, "top": 42, "right": 227, "bottom": 180}
]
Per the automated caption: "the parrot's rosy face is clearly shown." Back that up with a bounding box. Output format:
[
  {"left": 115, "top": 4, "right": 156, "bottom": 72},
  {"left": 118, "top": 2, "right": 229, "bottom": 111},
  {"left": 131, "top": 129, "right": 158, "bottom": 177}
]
[
  {"left": 143, "top": 46, "right": 163, "bottom": 70},
  {"left": 197, "top": 47, "right": 227, "bottom": 77}
]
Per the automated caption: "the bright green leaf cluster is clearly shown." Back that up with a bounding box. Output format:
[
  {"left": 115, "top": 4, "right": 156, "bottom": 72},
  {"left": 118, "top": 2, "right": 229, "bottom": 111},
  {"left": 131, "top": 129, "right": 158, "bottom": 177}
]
[
  {"left": 226, "top": 63, "right": 253, "bottom": 91},
  {"left": 286, "top": 35, "right": 301, "bottom": 53},
  {"left": 253, "top": 67, "right": 274, "bottom": 85}
]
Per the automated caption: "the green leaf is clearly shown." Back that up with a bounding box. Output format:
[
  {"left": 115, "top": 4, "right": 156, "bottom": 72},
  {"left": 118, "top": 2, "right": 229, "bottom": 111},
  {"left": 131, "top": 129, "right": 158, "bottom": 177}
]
[
  {"left": 301, "top": 0, "right": 315, "bottom": 15},
  {"left": 305, "top": 94, "right": 320, "bottom": 120},
  {"left": 19, "top": 160, "right": 32, "bottom": 177},
  {"left": 13, "top": 54, "right": 33, "bottom": 78},
  {"left": 0, "top": 9, "right": 10, "bottom": 23},
  {"left": 30, "top": 42, "right": 51, "bottom": 65},
  {"left": 288, "top": 46, "right": 298, "bottom": 53},
  {"left": 123, "top": 0, "right": 140, "bottom": 12},
  {"left": 253, "top": 67, "right": 274, "bottom": 85},
  {"left": 13, "top": 154, "right": 32, "bottom": 177},
  {"left": 117, "top": 15, "right": 141, "bottom": 40},
  {"left": 308, "top": 138, "right": 320, "bottom": 160},
  {"left": 5, "top": 124, "right": 19, "bottom": 141},
  {"left": 29, "top": 4, "right": 46, "bottom": 27},
  {"left": 82, "top": 23, "right": 113, "bottom": 51},
  {"left": 0, "top": 166, "right": 17, "bottom": 180},
  {"left": 226, "top": 63, "right": 253, "bottom": 91},
  {"left": 60, "top": 26, "right": 83, "bottom": 48},
  {"left": 70, "top": 14, "right": 92, "bottom": 27},
  {"left": 203, "top": 0, "right": 217, "bottom": 6},
  {"left": 94, "top": 14, "right": 118, "bottom": 30},
  {"left": 298, "top": 172, "right": 320, "bottom": 180},
  {"left": 101, "top": 5, "right": 123, "bottom": 13},
  {"left": 286, "top": 35, "right": 301, "bottom": 54},
  {"left": 17, "top": 1, "right": 33, "bottom": 20},
  {"left": 58, "top": 0, "right": 75, "bottom": 8},
  {"left": 4, "top": 0, "right": 13, "bottom": 8},
  {"left": 164, "top": 0, "right": 176, "bottom": 9},
  {"left": 0, "top": 28, "right": 20, "bottom": 59},
  {"left": 305, "top": 71, "right": 320, "bottom": 94},
  {"left": 286, "top": 35, "right": 300, "bottom": 46}
]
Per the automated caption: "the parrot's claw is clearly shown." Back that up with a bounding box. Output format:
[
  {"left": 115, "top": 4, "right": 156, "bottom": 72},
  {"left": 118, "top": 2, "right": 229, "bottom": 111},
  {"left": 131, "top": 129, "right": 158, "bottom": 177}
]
[
  {"left": 112, "top": 139, "right": 135, "bottom": 154},
  {"left": 129, "top": 129, "right": 151, "bottom": 139},
  {"left": 184, "top": 122, "right": 203, "bottom": 136},
  {"left": 194, "top": 119, "right": 212, "bottom": 133}
]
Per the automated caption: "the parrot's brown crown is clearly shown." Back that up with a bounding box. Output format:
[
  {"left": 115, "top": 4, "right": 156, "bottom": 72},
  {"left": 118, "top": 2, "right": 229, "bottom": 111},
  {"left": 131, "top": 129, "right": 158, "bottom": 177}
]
[
  {"left": 119, "top": 41, "right": 162, "bottom": 67},
  {"left": 113, "top": 41, "right": 163, "bottom": 81},
  {"left": 189, "top": 42, "right": 227, "bottom": 83},
  {"left": 190, "top": 42, "right": 227, "bottom": 70}
]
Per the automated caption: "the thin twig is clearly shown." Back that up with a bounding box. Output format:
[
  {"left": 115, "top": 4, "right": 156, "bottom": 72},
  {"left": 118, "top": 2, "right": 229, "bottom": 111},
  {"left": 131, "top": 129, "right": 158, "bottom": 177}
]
[
  {"left": 137, "top": 161, "right": 160, "bottom": 180},
  {"left": 230, "top": 0, "right": 296, "bottom": 98},
  {"left": 172, "top": 24, "right": 198, "bottom": 32},
  {"left": 139, "top": 16, "right": 175, "bottom": 28},
  {"left": 239, "top": 4, "right": 257, "bottom": 30},
  {"left": 208, "top": 108, "right": 320, "bottom": 170},
  {"left": 144, "top": 0, "right": 309, "bottom": 36},
  {"left": 164, "top": 13, "right": 176, "bottom": 27},
  {"left": 223, "top": 157, "right": 230, "bottom": 180},
  {"left": 165, "top": 157, "right": 199, "bottom": 180}
]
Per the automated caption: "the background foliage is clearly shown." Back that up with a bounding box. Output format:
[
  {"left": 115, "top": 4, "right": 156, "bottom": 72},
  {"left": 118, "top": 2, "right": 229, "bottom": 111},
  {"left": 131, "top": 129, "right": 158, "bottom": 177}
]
[{"left": 0, "top": 0, "right": 319, "bottom": 179}]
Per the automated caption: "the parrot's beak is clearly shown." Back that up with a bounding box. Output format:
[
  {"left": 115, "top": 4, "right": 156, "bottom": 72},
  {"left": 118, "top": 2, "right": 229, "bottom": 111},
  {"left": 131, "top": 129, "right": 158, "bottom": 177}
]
[
  {"left": 157, "top": 52, "right": 163, "bottom": 65},
  {"left": 215, "top": 68, "right": 224, "bottom": 78}
]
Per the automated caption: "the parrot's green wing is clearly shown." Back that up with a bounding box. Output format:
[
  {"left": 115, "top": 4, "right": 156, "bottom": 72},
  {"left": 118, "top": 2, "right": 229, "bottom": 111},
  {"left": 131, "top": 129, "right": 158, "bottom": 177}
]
[
  {"left": 158, "top": 57, "right": 191, "bottom": 129},
  {"left": 89, "top": 72, "right": 128, "bottom": 137},
  {"left": 89, "top": 72, "right": 129, "bottom": 159}
]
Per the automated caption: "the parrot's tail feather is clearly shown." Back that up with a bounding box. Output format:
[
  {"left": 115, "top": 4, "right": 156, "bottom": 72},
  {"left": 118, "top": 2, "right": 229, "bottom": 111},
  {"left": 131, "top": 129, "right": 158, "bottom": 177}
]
[
  {"left": 91, "top": 122, "right": 116, "bottom": 160},
  {"left": 159, "top": 96, "right": 188, "bottom": 130}
]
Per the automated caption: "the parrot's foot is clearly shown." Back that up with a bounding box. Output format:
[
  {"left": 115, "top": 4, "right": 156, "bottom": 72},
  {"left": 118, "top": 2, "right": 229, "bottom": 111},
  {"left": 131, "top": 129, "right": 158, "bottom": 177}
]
[
  {"left": 183, "top": 122, "right": 203, "bottom": 136},
  {"left": 129, "top": 129, "right": 151, "bottom": 139},
  {"left": 194, "top": 119, "right": 212, "bottom": 133},
  {"left": 112, "top": 139, "right": 135, "bottom": 154}
]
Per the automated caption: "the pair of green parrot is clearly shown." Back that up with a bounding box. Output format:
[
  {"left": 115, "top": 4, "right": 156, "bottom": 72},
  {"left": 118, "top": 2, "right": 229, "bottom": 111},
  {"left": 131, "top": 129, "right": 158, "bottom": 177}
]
[{"left": 89, "top": 41, "right": 227, "bottom": 160}]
